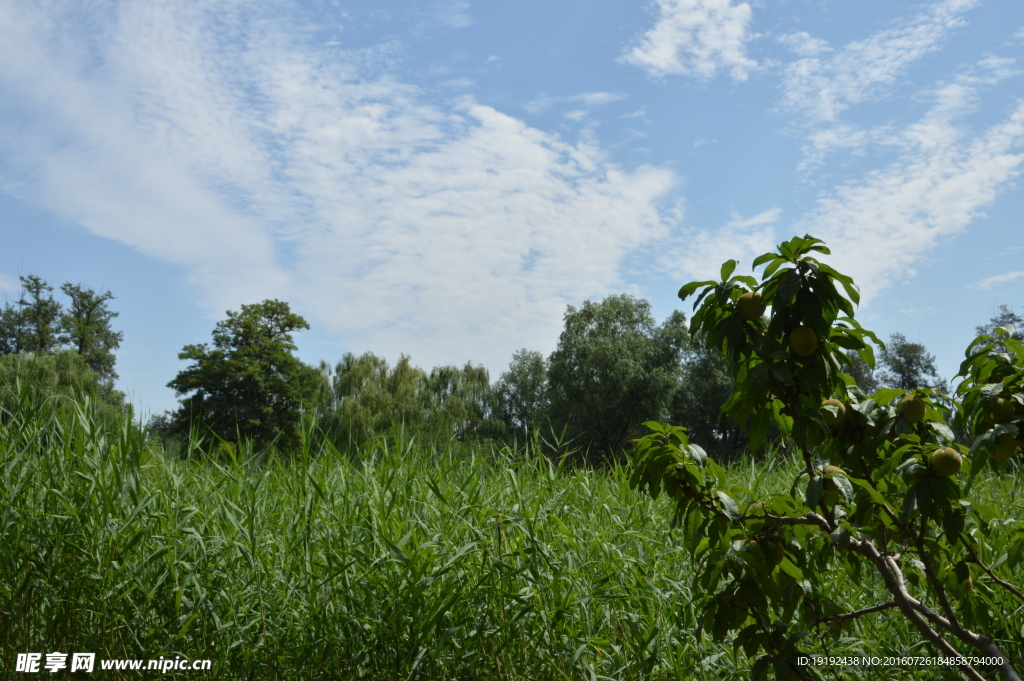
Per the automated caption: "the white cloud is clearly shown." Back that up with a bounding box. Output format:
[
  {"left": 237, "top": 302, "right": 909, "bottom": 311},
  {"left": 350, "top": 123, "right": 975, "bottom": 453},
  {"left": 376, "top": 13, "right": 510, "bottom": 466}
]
[
  {"left": 620, "top": 0, "right": 756, "bottom": 81},
  {"left": 781, "top": 0, "right": 979, "bottom": 121},
  {"left": 777, "top": 31, "right": 831, "bottom": 58},
  {"left": 799, "top": 97, "right": 1024, "bottom": 303},
  {"left": 524, "top": 91, "right": 626, "bottom": 115},
  {"left": 0, "top": 1, "right": 675, "bottom": 371},
  {"left": 797, "top": 54, "right": 1020, "bottom": 171},
  {"left": 658, "top": 207, "right": 781, "bottom": 283},
  {"left": 0, "top": 273, "right": 19, "bottom": 296},
  {"left": 973, "top": 271, "right": 1024, "bottom": 290}
]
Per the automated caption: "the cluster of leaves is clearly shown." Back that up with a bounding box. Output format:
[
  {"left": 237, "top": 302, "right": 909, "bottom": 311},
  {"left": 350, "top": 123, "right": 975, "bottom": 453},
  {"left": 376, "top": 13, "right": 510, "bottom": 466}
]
[
  {"left": 679, "top": 236, "right": 880, "bottom": 450},
  {"left": 0, "top": 274, "right": 123, "bottom": 390},
  {"left": 318, "top": 352, "right": 504, "bottom": 449},
  {"left": 165, "top": 300, "right": 323, "bottom": 452},
  {"left": 632, "top": 235, "right": 1024, "bottom": 680}
]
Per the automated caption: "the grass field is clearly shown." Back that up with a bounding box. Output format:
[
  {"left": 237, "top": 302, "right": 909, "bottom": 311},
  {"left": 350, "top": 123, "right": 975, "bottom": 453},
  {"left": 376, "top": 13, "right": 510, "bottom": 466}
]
[{"left": 2, "top": 392, "right": 1020, "bottom": 679}]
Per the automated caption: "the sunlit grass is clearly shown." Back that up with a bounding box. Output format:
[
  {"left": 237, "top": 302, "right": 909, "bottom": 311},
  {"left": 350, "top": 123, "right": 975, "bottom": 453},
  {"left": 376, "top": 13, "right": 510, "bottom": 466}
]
[{"left": 1, "top": 388, "right": 1015, "bottom": 679}]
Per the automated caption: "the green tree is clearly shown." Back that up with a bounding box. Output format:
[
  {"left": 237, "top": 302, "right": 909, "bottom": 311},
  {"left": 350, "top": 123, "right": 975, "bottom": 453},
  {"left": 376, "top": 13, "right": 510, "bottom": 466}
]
[
  {"left": 632, "top": 236, "right": 1024, "bottom": 680},
  {"left": 877, "top": 332, "right": 942, "bottom": 391},
  {"left": 167, "top": 300, "right": 322, "bottom": 451},
  {"left": 425, "top": 362, "right": 501, "bottom": 440},
  {"left": 0, "top": 301, "right": 24, "bottom": 355},
  {"left": 547, "top": 295, "right": 686, "bottom": 460},
  {"left": 493, "top": 349, "right": 549, "bottom": 439},
  {"left": 60, "top": 283, "right": 123, "bottom": 386},
  {"left": 843, "top": 349, "right": 879, "bottom": 393},
  {"left": 976, "top": 304, "right": 1023, "bottom": 340},
  {"left": 322, "top": 352, "right": 428, "bottom": 447},
  {"left": 0, "top": 351, "right": 130, "bottom": 423},
  {"left": 670, "top": 337, "right": 746, "bottom": 460},
  {"left": 15, "top": 275, "right": 64, "bottom": 354},
  {"left": 974, "top": 304, "right": 1023, "bottom": 353}
]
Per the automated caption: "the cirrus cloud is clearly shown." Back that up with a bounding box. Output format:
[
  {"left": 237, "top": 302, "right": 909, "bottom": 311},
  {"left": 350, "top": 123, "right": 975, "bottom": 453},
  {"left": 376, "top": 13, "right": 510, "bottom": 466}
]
[
  {"left": 0, "top": 0, "right": 677, "bottom": 370},
  {"left": 620, "top": 0, "right": 756, "bottom": 81}
]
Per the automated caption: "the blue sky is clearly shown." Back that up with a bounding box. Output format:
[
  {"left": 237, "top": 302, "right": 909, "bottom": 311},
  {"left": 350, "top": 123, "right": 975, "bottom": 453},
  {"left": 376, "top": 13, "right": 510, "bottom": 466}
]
[{"left": 1, "top": 0, "right": 1022, "bottom": 417}]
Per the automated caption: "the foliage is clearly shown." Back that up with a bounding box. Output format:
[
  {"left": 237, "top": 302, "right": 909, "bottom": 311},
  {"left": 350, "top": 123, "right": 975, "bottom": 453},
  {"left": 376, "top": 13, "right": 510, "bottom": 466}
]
[
  {"left": 14, "top": 274, "right": 64, "bottom": 353},
  {"left": 10, "top": 383, "right": 1020, "bottom": 680},
  {"left": 320, "top": 352, "right": 503, "bottom": 449},
  {"left": 843, "top": 350, "right": 879, "bottom": 394},
  {"left": 547, "top": 295, "right": 687, "bottom": 460},
  {"left": 975, "top": 305, "right": 1023, "bottom": 353},
  {"left": 494, "top": 349, "right": 549, "bottom": 440},
  {"left": 60, "top": 282, "right": 124, "bottom": 386},
  {"left": 167, "top": 300, "right": 322, "bottom": 452},
  {"left": 878, "top": 332, "right": 943, "bottom": 391},
  {"left": 0, "top": 274, "right": 123, "bottom": 392},
  {"left": 632, "top": 235, "right": 1024, "bottom": 680},
  {"left": 425, "top": 362, "right": 502, "bottom": 440},
  {"left": 670, "top": 336, "right": 747, "bottom": 461},
  {"left": 0, "top": 351, "right": 130, "bottom": 425}
]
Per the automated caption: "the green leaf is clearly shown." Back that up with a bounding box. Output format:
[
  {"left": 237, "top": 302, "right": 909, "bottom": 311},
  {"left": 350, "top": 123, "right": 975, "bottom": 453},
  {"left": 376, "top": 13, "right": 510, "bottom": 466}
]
[
  {"left": 751, "top": 656, "right": 771, "bottom": 681},
  {"left": 779, "top": 558, "right": 804, "bottom": 581},
  {"left": 805, "top": 476, "right": 824, "bottom": 508},
  {"left": 830, "top": 525, "right": 852, "bottom": 548},
  {"left": 717, "top": 491, "right": 740, "bottom": 520},
  {"left": 928, "top": 421, "right": 956, "bottom": 444},
  {"left": 679, "top": 280, "right": 716, "bottom": 302},
  {"left": 721, "top": 259, "right": 738, "bottom": 281},
  {"left": 832, "top": 474, "right": 854, "bottom": 503}
]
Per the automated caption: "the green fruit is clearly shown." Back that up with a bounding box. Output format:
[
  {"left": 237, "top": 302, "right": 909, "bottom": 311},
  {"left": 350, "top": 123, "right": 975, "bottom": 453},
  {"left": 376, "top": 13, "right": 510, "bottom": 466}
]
[
  {"left": 806, "top": 426, "right": 825, "bottom": 448},
  {"left": 821, "top": 399, "right": 846, "bottom": 427},
  {"left": 991, "top": 398, "right": 1015, "bottom": 424},
  {"left": 789, "top": 327, "right": 818, "bottom": 357},
  {"left": 736, "top": 291, "right": 767, "bottom": 321},
  {"left": 930, "top": 447, "right": 962, "bottom": 477},
  {"left": 823, "top": 465, "right": 845, "bottom": 494},
  {"left": 993, "top": 433, "right": 1021, "bottom": 460},
  {"left": 897, "top": 394, "right": 927, "bottom": 424}
]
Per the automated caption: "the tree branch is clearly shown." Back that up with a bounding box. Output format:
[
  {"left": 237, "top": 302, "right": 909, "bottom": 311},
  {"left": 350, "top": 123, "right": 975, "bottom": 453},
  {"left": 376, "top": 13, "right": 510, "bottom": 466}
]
[
  {"left": 963, "top": 543, "right": 1024, "bottom": 608},
  {"left": 813, "top": 601, "right": 897, "bottom": 626},
  {"left": 739, "top": 512, "right": 832, "bottom": 532},
  {"left": 849, "top": 537, "right": 988, "bottom": 681}
]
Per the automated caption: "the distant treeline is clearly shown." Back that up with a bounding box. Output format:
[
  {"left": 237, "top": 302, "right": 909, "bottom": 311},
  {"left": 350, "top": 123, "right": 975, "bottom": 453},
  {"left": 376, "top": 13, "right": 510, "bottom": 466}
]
[
  {"left": 2, "top": 272, "right": 1020, "bottom": 464},
  {"left": 147, "top": 293, "right": 1024, "bottom": 464}
]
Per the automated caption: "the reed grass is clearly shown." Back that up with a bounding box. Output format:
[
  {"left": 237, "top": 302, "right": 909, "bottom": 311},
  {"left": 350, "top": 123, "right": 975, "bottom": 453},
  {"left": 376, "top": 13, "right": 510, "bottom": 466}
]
[{"left": 1, "top": 386, "right": 1015, "bottom": 679}]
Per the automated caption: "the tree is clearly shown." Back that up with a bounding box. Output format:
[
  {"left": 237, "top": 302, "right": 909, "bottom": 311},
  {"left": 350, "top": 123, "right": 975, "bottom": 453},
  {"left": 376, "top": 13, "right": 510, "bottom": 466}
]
[
  {"left": 670, "top": 337, "right": 746, "bottom": 460},
  {"left": 843, "top": 350, "right": 879, "bottom": 393},
  {"left": 974, "top": 304, "right": 1023, "bottom": 353},
  {"left": 632, "top": 236, "right": 1024, "bottom": 680},
  {"left": 60, "top": 283, "right": 123, "bottom": 386},
  {"left": 321, "top": 353, "right": 429, "bottom": 448},
  {"left": 320, "top": 352, "right": 503, "bottom": 447},
  {"left": 15, "top": 275, "right": 64, "bottom": 354},
  {"left": 877, "top": 332, "right": 941, "bottom": 391},
  {"left": 167, "top": 300, "right": 322, "bottom": 451},
  {"left": 0, "top": 351, "right": 130, "bottom": 423},
  {"left": 425, "top": 362, "right": 501, "bottom": 440},
  {"left": 0, "top": 301, "right": 23, "bottom": 355},
  {"left": 546, "top": 295, "right": 686, "bottom": 459},
  {"left": 494, "top": 349, "right": 549, "bottom": 439}
]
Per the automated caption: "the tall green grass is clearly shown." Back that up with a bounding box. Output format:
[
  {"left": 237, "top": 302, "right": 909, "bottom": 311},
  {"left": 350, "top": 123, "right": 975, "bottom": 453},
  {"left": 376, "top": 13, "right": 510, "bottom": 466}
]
[{"left": 1, "top": 387, "right": 1017, "bottom": 679}]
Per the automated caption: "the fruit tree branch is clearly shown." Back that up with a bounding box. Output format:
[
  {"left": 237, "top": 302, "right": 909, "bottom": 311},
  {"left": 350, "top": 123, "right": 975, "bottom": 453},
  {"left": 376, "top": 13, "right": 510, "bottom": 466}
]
[{"left": 813, "top": 601, "right": 897, "bottom": 626}]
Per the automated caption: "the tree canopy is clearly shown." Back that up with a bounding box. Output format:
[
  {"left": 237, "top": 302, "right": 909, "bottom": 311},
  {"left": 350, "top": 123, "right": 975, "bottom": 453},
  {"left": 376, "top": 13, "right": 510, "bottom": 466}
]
[
  {"left": 877, "top": 332, "right": 942, "bottom": 391},
  {"left": 494, "top": 349, "right": 548, "bottom": 440},
  {"left": 167, "top": 299, "right": 322, "bottom": 450},
  {"left": 1, "top": 274, "right": 123, "bottom": 397},
  {"left": 546, "top": 295, "right": 687, "bottom": 458}
]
